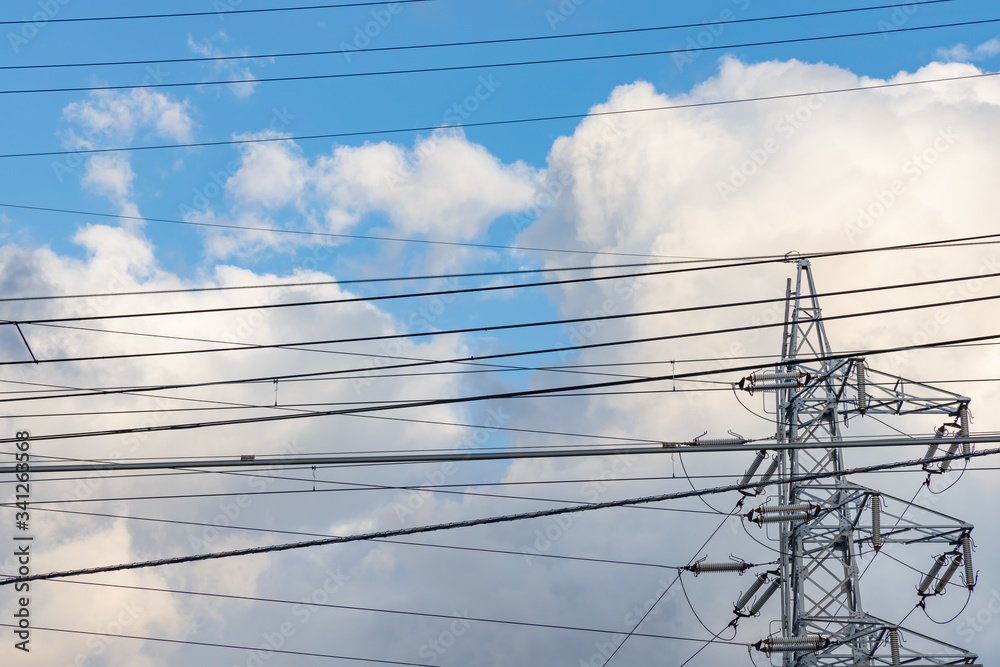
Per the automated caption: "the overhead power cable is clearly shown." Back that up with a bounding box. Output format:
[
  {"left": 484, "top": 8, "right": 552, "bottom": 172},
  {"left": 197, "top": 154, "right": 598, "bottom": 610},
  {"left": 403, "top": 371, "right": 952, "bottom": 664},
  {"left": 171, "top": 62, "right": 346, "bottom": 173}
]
[
  {"left": 6, "top": 463, "right": 990, "bottom": 505},
  {"left": 0, "top": 397, "right": 663, "bottom": 443},
  {"left": 4, "top": 18, "right": 998, "bottom": 96},
  {"left": 0, "top": 330, "right": 997, "bottom": 438},
  {"left": 2, "top": 495, "right": 692, "bottom": 571},
  {"left": 0, "top": 357, "right": 992, "bottom": 407},
  {"left": 33, "top": 577, "right": 746, "bottom": 643},
  {"left": 0, "top": 1, "right": 955, "bottom": 70},
  {"left": 3, "top": 290, "right": 999, "bottom": 414},
  {"left": 0, "top": 203, "right": 711, "bottom": 258},
  {"left": 0, "top": 257, "right": 712, "bottom": 303},
  {"left": 0, "top": 622, "right": 745, "bottom": 666},
  {"left": 1, "top": 70, "right": 997, "bottom": 159},
  {"left": 4, "top": 241, "right": 1000, "bottom": 329},
  {"left": 6, "top": 202, "right": 1000, "bottom": 258},
  {"left": 7, "top": 268, "right": 998, "bottom": 367},
  {"left": 0, "top": 624, "right": 442, "bottom": 667},
  {"left": 600, "top": 502, "right": 744, "bottom": 666},
  {"left": 8, "top": 288, "right": 1000, "bottom": 392},
  {"left": 8, "top": 431, "right": 997, "bottom": 474},
  {"left": 0, "top": 263, "right": 734, "bottom": 325},
  {"left": 0, "top": 0, "right": 431, "bottom": 25},
  {"left": 2, "top": 446, "right": 994, "bottom": 585},
  {"left": 16, "top": 498, "right": 721, "bottom": 540}
]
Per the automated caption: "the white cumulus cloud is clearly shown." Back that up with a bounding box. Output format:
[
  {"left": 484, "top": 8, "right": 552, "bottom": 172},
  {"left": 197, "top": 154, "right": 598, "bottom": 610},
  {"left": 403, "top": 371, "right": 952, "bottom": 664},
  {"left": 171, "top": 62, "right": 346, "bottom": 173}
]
[
  {"left": 199, "top": 130, "right": 538, "bottom": 259},
  {"left": 937, "top": 36, "right": 1000, "bottom": 62},
  {"left": 61, "top": 88, "right": 195, "bottom": 217}
]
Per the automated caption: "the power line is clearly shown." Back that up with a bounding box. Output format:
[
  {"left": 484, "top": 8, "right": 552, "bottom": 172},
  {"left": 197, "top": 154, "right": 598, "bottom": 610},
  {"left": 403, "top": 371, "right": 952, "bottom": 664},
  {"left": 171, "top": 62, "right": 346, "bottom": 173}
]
[
  {"left": 0, "top": 203, "right": 691, "bottom": 258},
  {"left": 0, "top": 472, "right": 691, "bottom": 505},
  {"left": 1, "top": 330, "right": 997, "bottom": 441},
  {"left": 0, "top": 444, "right": 669, "bottom": 474},
  {"left": 0, "top": 389, "right": 671, "bottom": 446},
  {"left": 600, "top": 503, "right": 743, "bottom": 666},
  {"left": 31, "top": 577, "right": 745, "bottom": 643},
  {"left": 2, "top": 446, "right": 993, "bottom": 585},
  {"left": 6, "top": 463, "right": 987, "bottom": 504},
  {"left": 0, "top": 257, "right": 714, "bottom": 303},
  {"left": 0, "top": 400, "right": 663, "bottom": 443},
  {"left": 2, "top": 70, "right": 997, "bottom": 159},
  {"left": 1, "top": 347, "right": 994, "bottom": 406},
  {"left": 0, "top": 475, "right": 752, "bottom": 656},
  {"left": 8, "top": 268, "right": 998, "bottom": 367},
  {"left": 0, "top": 385, "right": 733, "bottom": 413},
  {"left": 0, "top": 0, "right": 431, "bottom": 25},
  {"left": 2, "top": 289, "right": 998, "bottom": 408},
  {"left": 3, "top": 495, "right": 693, "bottom": 570},
  {"left": 5, "top": 240, "right": 1000, "bottom": 329},
  {"left": 0, "top": 621, "right": 746, "bottom": 665},
  {"left": 8, "top": 431, "right": 997, "bottom": 475},
  {"left": 0, "top": 263, "right": 724, "bottom": 325},
  {"left": 13, "top": 498, "right": 722, "bottom": 547},
  {"left": 5, "top": 18, "right": 998, "bottom": 96},
  {"left": 0, "top": 623, "right": 442, "bottom": 667},
  {"left": 6, "top": 202, "right": 999, "bottom": 259},
  {"left": 0, "top": 1, "right": 955, "bottom": 70}
]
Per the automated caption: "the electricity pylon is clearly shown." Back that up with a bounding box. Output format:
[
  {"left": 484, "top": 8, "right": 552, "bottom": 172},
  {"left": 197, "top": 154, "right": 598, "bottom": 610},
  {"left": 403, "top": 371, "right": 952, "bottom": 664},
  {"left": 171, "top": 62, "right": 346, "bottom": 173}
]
[{"left": 739, "top": 259, "right": 979, "bottom": 666}]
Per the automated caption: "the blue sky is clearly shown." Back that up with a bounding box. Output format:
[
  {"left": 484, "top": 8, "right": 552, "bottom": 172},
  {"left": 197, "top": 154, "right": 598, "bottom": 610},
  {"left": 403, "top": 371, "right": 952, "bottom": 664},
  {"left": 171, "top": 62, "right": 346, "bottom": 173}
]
[
  {"left": 3, "top": 0, "right": 997, "bottom": 350},
  {"left": 3, "top": 1, "right": 1000, "bottom": 666},
  {"left": 3, "top": 0, "right": 998, "bottom": 271}
]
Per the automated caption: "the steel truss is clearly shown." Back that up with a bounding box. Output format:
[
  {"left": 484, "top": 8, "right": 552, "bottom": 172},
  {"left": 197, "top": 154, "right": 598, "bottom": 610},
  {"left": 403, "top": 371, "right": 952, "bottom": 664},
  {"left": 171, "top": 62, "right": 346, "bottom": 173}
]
[{"left": 747, "top": 260, "right": 979, "bottom": 666}]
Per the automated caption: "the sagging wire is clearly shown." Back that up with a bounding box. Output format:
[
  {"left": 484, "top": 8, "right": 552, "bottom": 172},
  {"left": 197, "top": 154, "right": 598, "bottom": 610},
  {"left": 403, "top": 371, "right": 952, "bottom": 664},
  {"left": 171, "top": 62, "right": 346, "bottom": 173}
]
[
  {"left": 731, "top": 383, "right": 774, "bottom": 423},
  {"left": 925, "top": 458, "right": 968, "bottom": 495},
  {"left": 679, "top": 571, "right": 738, "bottom": 640},
  {"left": 922, "top": 589, "right": 974, "bottom": 625},
  {"left": 678, "top": 622, "right": 744, "bottom": 667},
  {"left": 677, "top": 451, "right": 738, "bottom": 515},
  {"left": 740, "top": 516, "right": 782, "bottom": 555},
  {"left": 600, "top": 505, "right": 742, "bottom": 667},
  {"left": 674, "top": 444, "right": 774, "bottom": 516}
]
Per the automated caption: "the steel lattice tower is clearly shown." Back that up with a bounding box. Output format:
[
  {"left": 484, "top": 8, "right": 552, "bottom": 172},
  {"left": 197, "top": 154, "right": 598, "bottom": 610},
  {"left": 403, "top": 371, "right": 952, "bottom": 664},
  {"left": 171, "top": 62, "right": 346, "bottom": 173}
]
[{"left": 746, "top": 259, "right": 979, "bottom": 666}]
